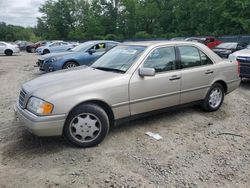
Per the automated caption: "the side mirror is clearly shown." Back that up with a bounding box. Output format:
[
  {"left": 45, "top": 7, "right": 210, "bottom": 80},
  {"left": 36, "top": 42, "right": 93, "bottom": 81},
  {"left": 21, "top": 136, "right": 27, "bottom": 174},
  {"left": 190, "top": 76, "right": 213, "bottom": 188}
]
[
  {"left": 88, "top": 49, "right": 96, "bottom": 55},
  {"left": 139, "top": 67, "right": 155, "bottom": 77}
]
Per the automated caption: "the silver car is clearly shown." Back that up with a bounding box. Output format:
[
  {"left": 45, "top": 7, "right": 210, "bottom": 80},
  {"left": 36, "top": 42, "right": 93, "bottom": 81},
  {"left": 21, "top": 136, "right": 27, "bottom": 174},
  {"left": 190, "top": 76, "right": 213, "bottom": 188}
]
[{"left": 14, "top": 41, "right": 240, "bottom": 147}]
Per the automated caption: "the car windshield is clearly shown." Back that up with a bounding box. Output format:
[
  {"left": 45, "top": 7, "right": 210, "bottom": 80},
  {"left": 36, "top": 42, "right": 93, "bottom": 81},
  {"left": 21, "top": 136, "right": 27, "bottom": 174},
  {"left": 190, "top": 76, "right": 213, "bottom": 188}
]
[
  {"left": 70, "top": 41, "right": 96, "bottom": 52},
  {"left": 91, "top": 45, "right": 146, "bottom": 73},
  {"left": 216, "top": 43, "right": 238, "bottom": 49}
]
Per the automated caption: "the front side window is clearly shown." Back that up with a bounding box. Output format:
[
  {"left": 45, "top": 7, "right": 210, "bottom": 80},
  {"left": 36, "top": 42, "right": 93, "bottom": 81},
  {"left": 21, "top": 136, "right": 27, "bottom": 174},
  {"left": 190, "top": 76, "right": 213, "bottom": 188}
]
[
  {"left": 143, "top": 47, "right": 176, "bottom": 73},
  {"left": 91, "top": 43, "right": 106, "bottom": 53}
]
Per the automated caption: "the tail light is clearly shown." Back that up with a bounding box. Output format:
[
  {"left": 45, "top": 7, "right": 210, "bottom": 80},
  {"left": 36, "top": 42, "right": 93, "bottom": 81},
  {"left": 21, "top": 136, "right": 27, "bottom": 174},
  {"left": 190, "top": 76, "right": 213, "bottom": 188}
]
[{"left": 236, "top": 60, "right": 240, "bottom": 76}]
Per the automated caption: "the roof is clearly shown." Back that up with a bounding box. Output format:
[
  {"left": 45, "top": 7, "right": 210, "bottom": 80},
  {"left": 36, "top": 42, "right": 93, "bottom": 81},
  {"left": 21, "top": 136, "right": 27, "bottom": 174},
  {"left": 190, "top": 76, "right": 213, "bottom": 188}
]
[{"left": 121, "top": 40, "right": 205, "bottom": 47}]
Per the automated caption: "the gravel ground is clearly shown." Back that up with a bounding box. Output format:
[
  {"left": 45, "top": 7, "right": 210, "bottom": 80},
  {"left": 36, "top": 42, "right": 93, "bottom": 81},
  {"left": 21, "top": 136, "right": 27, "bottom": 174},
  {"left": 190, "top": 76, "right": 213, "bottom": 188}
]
[{"left": 0, "top": 52, "right": 249, "bottom": 188}]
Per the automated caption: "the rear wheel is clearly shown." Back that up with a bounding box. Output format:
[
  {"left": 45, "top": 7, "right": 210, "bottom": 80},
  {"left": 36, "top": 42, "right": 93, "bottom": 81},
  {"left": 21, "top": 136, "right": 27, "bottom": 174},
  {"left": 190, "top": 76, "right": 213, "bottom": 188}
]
[
  {"left": 30, "top": 47, "right": 36, "bottom": 53},
  {"left": 201, "top": 83, "right": 224, "bottom": 112},
  {"left": 63, "top": 103, "right": 110, "bottom": 147},
  {"left": 5, "top": 49, "right": 13, "bottom": 56},
  {"left": 63, "top": 61, "right": 79, "bottom": 69}
]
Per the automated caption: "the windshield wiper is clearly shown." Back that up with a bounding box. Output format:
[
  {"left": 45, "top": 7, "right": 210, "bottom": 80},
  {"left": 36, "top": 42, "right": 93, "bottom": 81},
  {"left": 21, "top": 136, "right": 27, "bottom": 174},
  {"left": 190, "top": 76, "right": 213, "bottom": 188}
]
[{"left": 93, "top": 67, "right": 125, "bottom": 73}]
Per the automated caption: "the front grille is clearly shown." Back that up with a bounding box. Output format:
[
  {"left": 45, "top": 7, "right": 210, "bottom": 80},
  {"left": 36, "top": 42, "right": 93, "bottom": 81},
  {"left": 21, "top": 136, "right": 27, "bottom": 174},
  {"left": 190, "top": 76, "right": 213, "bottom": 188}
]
[
  {"left": 38, "top": 59, "right": 44, "bottom": 67},
  {"left": 19, "top": 90, "right": 27, "bottom": 108},
  {"left": 237, "top": 56, "right": 250, "bottom": 64}
]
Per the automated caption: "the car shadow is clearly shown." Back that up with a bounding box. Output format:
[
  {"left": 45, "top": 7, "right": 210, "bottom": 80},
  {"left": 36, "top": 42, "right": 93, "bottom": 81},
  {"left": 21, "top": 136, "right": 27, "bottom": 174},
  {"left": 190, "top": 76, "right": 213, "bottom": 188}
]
[
  {"left": 0, "top": 54, "right": 20, "bottom": 57},
  {"left": 1, "top": 121, "right": 70, "bottom": 162}
]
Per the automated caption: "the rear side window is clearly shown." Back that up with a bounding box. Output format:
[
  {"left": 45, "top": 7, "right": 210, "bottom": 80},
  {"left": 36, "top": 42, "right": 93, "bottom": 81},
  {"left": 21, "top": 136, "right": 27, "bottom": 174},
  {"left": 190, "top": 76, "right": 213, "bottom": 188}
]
[
  {"left": 178, "top": 46, "right": 213, "bottom": 68},
  {"left": 200, "top": 51, "right": 213, "bottom": 65},
  {"left": 143, "top": 47, "right": 176, "bottom": 73}
]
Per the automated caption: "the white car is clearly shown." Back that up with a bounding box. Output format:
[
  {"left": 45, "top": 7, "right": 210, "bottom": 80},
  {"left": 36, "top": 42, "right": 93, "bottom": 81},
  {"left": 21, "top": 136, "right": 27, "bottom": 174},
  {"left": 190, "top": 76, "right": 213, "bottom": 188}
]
[
  {"left": 0, "top": 41, "right": 20, "bottom": 56},
  {"left": 229, "top": 45, "right": 250, "bottom": 78}
]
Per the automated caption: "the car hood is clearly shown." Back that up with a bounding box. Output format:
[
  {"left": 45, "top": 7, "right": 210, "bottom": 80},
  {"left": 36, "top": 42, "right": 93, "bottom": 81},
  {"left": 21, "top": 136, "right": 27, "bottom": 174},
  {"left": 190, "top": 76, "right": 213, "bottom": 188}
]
[
  {"left": 232, "top": 49, "right": 250, "bottom": 57},
  {"left": 39, "top": 51, "right": 73, "bottom": 60},
  {"left": 22, "top": 66, "right": 124, "bottom": 100}
]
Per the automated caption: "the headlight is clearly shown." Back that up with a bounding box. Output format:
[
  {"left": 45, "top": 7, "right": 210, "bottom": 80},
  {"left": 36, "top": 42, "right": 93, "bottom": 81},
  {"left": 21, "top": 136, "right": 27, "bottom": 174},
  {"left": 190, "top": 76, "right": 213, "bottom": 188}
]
[
  {"left": 48, "top": 57, "right": 61, "bottom": 63},
  {"left": 223, "top": 50, "right": 232, "bottom": 54},
  {"left": 27, "top": 97, "right": 53, "bottom": 115},
  {"left": 228, "top": 54, "right": 237, "bottom": 61}
]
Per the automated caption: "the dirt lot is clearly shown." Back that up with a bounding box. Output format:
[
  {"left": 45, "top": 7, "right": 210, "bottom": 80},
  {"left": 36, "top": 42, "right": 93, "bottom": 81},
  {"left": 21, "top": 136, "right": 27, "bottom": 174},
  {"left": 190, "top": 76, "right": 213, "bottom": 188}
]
[{"left": 0, "top": 52, "right": 249, "bottom": 188}]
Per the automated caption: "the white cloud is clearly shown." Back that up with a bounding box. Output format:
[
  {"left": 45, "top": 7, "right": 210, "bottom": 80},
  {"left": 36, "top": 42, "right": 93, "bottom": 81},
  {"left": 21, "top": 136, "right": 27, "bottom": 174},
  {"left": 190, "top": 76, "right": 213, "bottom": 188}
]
[{"left": 0, "top": 0, "right": 45, "bottom": 27}]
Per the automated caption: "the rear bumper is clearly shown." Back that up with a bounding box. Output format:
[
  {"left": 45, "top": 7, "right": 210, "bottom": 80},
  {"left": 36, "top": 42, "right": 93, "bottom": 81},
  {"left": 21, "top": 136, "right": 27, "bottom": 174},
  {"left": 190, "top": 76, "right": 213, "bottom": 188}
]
[
  {"left": 227, "top": 78, "right": 241, "bottom": 94},
  {"left": 14, "top": 103, "right": 66, "bottom": 136}
]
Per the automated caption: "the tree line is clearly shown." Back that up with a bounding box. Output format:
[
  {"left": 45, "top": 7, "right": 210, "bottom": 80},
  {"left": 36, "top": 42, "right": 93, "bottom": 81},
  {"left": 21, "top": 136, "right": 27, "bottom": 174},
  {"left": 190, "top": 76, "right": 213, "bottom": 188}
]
[{"left": 1, "top": 0, "right": 250, "bottom": 42}]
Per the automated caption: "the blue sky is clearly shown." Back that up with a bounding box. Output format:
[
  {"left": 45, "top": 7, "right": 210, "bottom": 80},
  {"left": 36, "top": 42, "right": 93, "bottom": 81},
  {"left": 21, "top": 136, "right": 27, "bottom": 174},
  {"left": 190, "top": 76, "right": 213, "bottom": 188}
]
[{"left": 0, "top": 0, "right": 45, "bottom": 27}]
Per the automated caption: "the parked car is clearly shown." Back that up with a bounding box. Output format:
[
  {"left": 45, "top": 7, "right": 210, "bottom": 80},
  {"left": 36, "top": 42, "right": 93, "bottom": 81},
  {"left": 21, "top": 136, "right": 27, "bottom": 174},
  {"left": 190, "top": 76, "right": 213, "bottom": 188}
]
[
  {"left": 26, "top": 41, "right": 50, "bottom": 53},
  {"left": 203, "top": 36, "right": 222, "bottom": 49},
  {"left": 15, "top": 40, "right": 32, "bottom": 51},
  {"left": 186, "top": 37, "right": 222, "bottom": 49},
  {"left": 229, "top": 45, "right": 250, "bottom": 78},
  {"left": 36, "top": 40, "right": 119, "bottom": 72},
  {"left": 15, "top": 41, "right": 240, "bottom": 147},
  {"left": 36, "top": 41, "right": 77, "bottom": 55},
  {"left": 185, "top": 37, "right": 206, "bottom": 44},
  {"left": 0, "top": 41, "right": 20, "bottom": 56},
  {"left": 170, "top": 37, "right": 186, "bottom": 41},
  {"left": 212, "top": 42, "right": 248, "bottom": 58}
]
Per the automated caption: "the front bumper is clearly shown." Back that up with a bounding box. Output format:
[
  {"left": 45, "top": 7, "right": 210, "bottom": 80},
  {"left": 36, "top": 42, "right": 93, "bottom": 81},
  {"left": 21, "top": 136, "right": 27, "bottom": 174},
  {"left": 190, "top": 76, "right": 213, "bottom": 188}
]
[{"left": 14, "top": 103, "right": 67, "bottom": 137}]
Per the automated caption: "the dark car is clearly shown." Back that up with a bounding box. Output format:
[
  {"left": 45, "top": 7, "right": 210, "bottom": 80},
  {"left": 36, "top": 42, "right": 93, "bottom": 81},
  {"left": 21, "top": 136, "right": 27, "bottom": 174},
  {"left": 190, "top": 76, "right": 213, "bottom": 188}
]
[
  {"left": 229, "top": 45, "right": 250, "bottom": 78},
  {"left": 26, "top": 41, "right": 50, "bottom": 53},
  {"left": 15, "top": 40, "right": 32, "bottom": 51},
  {"left": 212, "top": 42, "right": 248, "bottom": 58},
  {"left": 37, "top": 40, "right": 119, "bottom": 72}
]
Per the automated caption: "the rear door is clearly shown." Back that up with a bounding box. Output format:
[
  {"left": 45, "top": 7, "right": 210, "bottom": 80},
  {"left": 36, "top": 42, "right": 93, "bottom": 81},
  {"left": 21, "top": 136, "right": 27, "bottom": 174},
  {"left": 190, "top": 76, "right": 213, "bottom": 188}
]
[
  {"left": 177, "top": 45, "right": 215, "bottom": 104},
  {"left": 129, "top": 46, "right": 181, "bottom": 115}
]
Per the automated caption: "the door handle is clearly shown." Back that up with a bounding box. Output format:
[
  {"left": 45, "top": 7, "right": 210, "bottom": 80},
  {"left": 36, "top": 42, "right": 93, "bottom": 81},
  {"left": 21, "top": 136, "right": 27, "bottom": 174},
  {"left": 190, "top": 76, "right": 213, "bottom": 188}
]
[
  {"left": 169, "top": 75, "right": 181, "bottom": 81},
  {"left": 205, "top": 70, "right": 214, "bottom": 74}
]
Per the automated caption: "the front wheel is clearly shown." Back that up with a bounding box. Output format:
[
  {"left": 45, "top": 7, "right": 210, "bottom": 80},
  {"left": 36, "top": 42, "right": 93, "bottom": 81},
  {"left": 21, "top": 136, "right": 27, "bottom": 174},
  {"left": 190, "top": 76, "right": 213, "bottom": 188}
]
[
  {"left": 63, "top": 104, "right": 110, "bottom": 147},
  {"left": 43, "top": 49, "right": 50, "bottom": 54},
  {"left": 201, "top": 83, "right": 224, "bottom": 112},
  {"left": 63, "top": 61, "right": 79, "bottom": 69}
]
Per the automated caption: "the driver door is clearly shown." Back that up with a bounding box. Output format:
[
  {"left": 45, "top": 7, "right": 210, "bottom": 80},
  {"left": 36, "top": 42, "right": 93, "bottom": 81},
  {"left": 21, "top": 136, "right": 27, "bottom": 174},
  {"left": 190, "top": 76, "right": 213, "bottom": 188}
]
[{"left": 129, "top": 46, "right": 181, "bottom": 115}]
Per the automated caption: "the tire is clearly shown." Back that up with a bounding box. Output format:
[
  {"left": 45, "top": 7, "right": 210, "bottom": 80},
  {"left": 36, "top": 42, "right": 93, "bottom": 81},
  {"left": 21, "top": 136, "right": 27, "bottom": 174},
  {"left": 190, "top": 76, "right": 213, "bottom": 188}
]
[
  {"left": 30, "top": 47, "right": 36, "bottom": 53},
  {"left": 63, "top": 61, "right": 79, "bottom": 69},
  {"left": 26, "top": 47, "right": 31, "bottom": 53},
  {"left": 5, "top": 49, "right": 13, "bottom": 56},
  {"left": 201, "top": 83, "right": 225, "bottom": 112},
  {"left": 63, "top": 103, "right": 110, "bottom": 147},
  {"left": 43, "top": 49, "right": 50, "bottom": 55}
]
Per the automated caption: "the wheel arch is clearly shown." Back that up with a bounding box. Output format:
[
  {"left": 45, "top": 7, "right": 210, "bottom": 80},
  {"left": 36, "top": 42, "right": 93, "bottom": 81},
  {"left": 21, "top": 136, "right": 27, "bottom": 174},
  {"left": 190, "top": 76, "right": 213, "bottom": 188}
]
[
  {"left": 63, "top": 59, "right": 80, "bottom": 67},
  {"left": 212, "top": 80, "right": 228, "bottom": 94},
  {"left": 4, "top": 48, "right": 13, "bottom": 53},
  {"left": 67, "top": 100, "right": 115, "bottom": 127},
  {"left": 43, "top": 48, "right": 50, "bottom": 53}
]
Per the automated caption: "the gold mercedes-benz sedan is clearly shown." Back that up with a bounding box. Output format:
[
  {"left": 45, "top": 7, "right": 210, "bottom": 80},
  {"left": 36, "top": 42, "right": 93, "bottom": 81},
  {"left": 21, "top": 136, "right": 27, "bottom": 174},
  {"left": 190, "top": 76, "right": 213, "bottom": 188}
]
[{"left": 14, "top": 41, "right": 240, "bottom": 147}]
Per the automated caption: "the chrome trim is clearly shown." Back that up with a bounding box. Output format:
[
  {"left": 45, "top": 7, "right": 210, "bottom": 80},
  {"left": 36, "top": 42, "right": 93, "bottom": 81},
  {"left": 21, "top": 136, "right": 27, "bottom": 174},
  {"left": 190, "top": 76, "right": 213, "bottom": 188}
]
[
  {"left": 181, "top": 85, "right": 210, "bottom": 94},
  {"left": 130, "top": 91, "right": 180, "bottom": 105},
  {"left": 112, "top": 101, "right": 129, "bottom": 108},
  {"left": 226, "top": 78, "right": 241, "bottom": 84}
]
